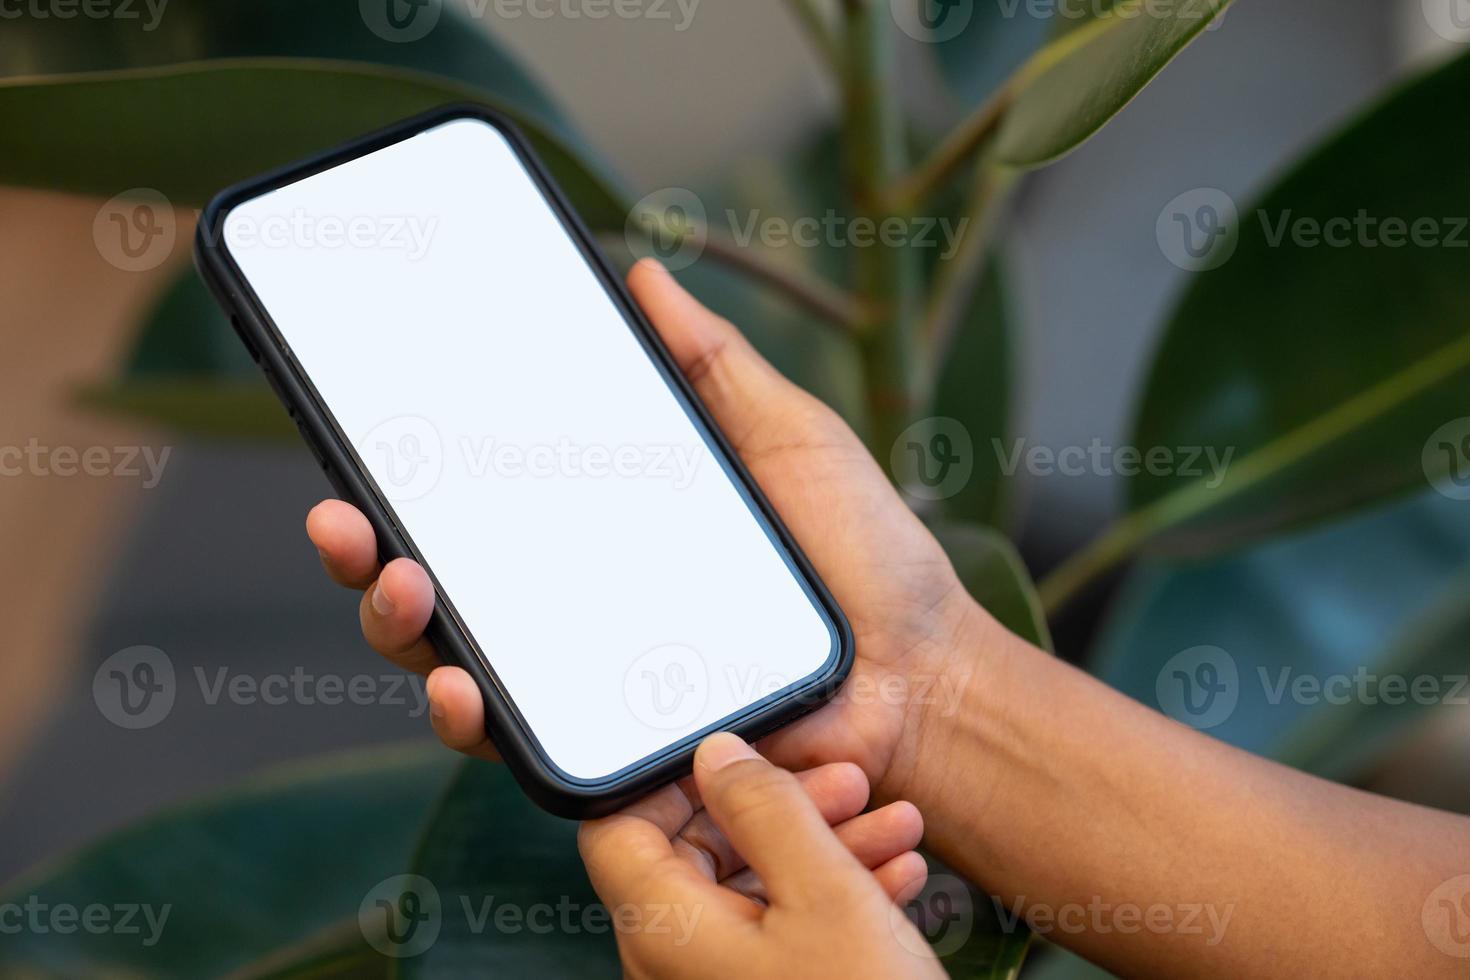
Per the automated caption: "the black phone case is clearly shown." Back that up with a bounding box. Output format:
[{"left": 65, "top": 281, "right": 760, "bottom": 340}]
[{"left": 194, "top": 104, "right": 854, "bottom": 819}]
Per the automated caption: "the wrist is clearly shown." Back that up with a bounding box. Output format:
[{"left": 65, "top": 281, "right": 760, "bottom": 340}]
[{"left": 875, "top": 593, "right": 1028, "bottom": 809}]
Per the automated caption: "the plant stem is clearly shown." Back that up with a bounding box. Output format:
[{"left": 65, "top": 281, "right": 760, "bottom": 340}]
[
  {"left": 698, "top": 230, "right": 872, "bottom": 335},
  {"left": 1036, "top": 514, "right": 1150, "bottom": 615},
  {"left": 598, "top": 228, "right": 870, "bottom": 337},
  {"left": 785, "top": 0, "right": 843, "bottom": 78},
  {"left": 842, "top": 0, "right": 921, "bottom": 454},
  {"left": 887, "top": 83, "right": 1013, "bottom": 212}
]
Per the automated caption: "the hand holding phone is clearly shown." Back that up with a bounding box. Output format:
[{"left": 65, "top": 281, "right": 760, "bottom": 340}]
[
  {"left": 577, "top": 733, "right": 940, "bottom": 980},
  {"left": 306, "top": 257, "right": 988, "bottom": 816},
  {"left": 200, "top": 108, "right": 866, "bottom": 816}
]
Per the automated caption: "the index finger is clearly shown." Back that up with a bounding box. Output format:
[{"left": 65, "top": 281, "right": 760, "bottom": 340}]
[{"left": 694, "top": 734, "right": 877, "bottom": 909}]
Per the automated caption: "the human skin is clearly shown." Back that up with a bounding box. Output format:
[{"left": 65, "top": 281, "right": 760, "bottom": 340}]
[
  {"left": 577, "top": 732, "right": 945, "bottom": 979},
  {"left": 306, "top": 259, "right": 1470, "bottom": 977}
]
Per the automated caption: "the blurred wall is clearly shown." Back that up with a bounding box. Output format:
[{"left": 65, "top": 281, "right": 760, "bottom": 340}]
[{"left": 485, "top": 1, "right": 834, "bottom": 188}]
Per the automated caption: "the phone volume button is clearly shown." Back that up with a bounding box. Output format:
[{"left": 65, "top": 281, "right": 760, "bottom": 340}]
[{"left": 260, "top": 364, "right": 290, "bottom": 404}]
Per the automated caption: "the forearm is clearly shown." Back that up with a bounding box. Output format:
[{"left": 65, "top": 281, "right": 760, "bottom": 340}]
[{"left": 899, "top": 604, "right": 1470, "bottom": 977}]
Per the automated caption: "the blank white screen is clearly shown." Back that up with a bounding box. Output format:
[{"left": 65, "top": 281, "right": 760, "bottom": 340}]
[{"left": 223, "top": 118, "right": 836, "bottom": 780}]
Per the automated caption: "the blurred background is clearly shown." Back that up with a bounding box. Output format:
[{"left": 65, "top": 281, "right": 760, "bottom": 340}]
[{"left": 2, "top": 0, "right": 1469, "bottom": 975}]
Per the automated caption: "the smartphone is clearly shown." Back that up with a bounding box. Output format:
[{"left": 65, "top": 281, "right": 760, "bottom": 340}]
[{"left": 195, "top": 105, "right": 853, "bottom": 818}]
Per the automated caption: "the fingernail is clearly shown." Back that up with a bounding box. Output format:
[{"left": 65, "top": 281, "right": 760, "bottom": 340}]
[
  {"left": 699, "top": 732, "right": 757, "bottom": 772},
  {"left": 371, "top": 581, "right": 395, "bottom": 617},
  {"left": 638, "top": 257, "right": 668, "bottom": 275}
]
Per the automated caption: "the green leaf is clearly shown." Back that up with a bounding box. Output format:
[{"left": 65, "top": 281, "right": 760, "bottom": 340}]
[
  {"left": 225, "top": 919, "right": 388, "bottom": 980},
  {"left": 0, "top": 742, "right": 455, "bottom": 979},
  {"left": 0, "top": 59, "right": 629, "bottom": 230},
  {"left": 6, "top": 1, "right": 630, "bottom": 439},
  {"left": 1272, "top": 562, "right": 1470, "bottom": 780},
  {"left": 1089, "top": 491, "right": 1470, "bottom": 775},
  {"left": 985, "top": 925, "right": 1038, "bottom": 980},
  {"left": 75, "top": 266, "right": 296, "bottom": 438},
  {"left": 401, "top": 761, "right": 619, "bottom": 977},
  {"left": 931, "top": 256, "right": 1014, "bottom": 530},
  {"left": 1049, "top": 0, "right": 1126, "bottom": 36},
  {"left": 908, "top": 858, "right": 1036, "bottom": 979},
  {"left": 1019, "top": 945, "right": 1117, "bottom": 980},
  {"left": 1126, "top": 47, "right": 1470, "bottom": 552},
  {"left": 125, "top": 266, "right": 253, "bottom": 379},
  {"left": 935, "top": 521, "right": 1051, "bottom": 652},
  {"left": 995, "top": 0, "right": 1232, "bottom": 167},
  {"left": 0, "top": 0, "right": 563, "bottom": 130}
]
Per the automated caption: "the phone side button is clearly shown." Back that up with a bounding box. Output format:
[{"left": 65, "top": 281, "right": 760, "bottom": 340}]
[
  {"left": 298, "top": 426, "right": 353, "bottom": 498},
  {"left": 261, "top": 365, "right": 291, "bottom": 406}
]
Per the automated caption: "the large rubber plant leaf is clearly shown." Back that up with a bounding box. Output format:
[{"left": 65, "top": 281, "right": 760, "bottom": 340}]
[
  {"left": 0, "top": 0, "right": 565, "bottom": 136},
  {"left": 1123, "top": 47, "right": 1470, "bottom": 554},
  {"left": 398, "top": 762, "right": 617, "bottom": 978},
  {"left": 0, "top": 742, "right": 455, "bottom": 978},
  {"left": 1089, "top": 491, "right": 1470, "bottom": 774},
  {"left": 929, "top": 255, "right": 1015, "bottom": 530},
  {"left": 994, "top": 0, "right": 1233, "bottom": 167},
  {"left": 0, "top": 59, "right": 628, "bottom": 229},
  {"left": 72, "top": 269, "right": 297, "bottom": 439}
]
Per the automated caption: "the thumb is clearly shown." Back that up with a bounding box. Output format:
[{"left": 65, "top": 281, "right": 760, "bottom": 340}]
[
  {"left": 693, "top": 733, "right": 880, "bottom": 909},
  {"left": 626, "top": 258, "right": 801, "bottom": 453}
]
